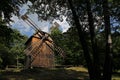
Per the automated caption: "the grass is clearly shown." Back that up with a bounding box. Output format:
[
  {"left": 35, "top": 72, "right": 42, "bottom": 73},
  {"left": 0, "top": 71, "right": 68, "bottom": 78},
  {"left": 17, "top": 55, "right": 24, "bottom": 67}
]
[
  {"left": 0, "top": 66, "right": 89, "bottom": 80},
  {"left": 0, "top": 66, "right": 120, "bottom": 80},
  {"left": 112, "top": 71, "right": 120, "bottom": 80},
  {"left": 65, "top": 67, "right": 88, "bottom": 72}
]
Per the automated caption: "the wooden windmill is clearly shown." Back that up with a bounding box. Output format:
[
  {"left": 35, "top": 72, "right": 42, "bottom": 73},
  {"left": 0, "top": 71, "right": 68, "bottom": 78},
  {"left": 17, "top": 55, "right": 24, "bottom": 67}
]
[{"left": 21, "top": 14, "right": 64, "bottom": 69}]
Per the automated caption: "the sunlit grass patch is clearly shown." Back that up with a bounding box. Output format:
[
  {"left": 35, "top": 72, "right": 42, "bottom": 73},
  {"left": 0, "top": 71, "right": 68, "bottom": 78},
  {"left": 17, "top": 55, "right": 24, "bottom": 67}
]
[
  {"left": 112, "top": 72, "right": 120, "bottom": 80},
  {"left": 65, "top": 66, "right": 88, "bottom": 72},
  {"left": 1, "top": 67, "right": 120, "bottom": 80},
  {"left": 112, "top": 77, "right": 120, "bottom": 80},
  {"left": 0, "top": 66, "right": 89, "bottom": 80}
]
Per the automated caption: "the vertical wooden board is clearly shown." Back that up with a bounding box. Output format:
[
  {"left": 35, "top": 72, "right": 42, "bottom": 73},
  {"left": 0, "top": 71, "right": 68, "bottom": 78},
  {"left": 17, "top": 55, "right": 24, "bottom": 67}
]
[{"left": 25, "top": 33, "right": 55, "bottom": 68}]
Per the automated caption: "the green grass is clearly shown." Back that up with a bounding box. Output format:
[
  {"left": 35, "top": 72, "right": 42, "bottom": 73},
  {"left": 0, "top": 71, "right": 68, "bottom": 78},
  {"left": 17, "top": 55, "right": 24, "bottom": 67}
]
[
  {"left": 0, "top": 67, "right": 89, "bottom": 80},
  {"left": 0, "top": 67, "right": 120, "bottom": 80},
  {"left": 112, "top": 71, "right": 120, "bottom": 80},
  {"left": 112, "top": 77, "right": 120, "bottom": 80}
]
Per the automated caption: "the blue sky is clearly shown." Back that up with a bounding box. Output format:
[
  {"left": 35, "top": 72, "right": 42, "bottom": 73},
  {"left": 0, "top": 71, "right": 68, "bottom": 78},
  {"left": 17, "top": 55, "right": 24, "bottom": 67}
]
[{"left": 10, "top": 1, "right": 70, "bottom": 37}]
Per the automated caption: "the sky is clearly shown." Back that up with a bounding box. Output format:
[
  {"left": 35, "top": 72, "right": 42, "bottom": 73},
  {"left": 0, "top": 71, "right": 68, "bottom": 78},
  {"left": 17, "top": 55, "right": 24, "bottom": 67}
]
[{"left": 10, "top": 1, "right": 70, "bottom": 37}]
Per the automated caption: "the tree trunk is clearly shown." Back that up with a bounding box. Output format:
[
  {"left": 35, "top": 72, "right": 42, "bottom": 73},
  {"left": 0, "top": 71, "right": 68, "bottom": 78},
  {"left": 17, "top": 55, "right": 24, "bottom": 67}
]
[
  {"left": 25, "top": 55, "right": 31, "bottom": 69},
  {"left": 67, "top": 0, "right": 95, "bottom": 79},
  {"left": 16, "top": 55, "right": 19, "bottom": 69},
  {"left": 85, "top": 0, "right": 101, "bottom": 79},
  {"left": 102, "top": 0, "right": 113, "bottom": 80}
]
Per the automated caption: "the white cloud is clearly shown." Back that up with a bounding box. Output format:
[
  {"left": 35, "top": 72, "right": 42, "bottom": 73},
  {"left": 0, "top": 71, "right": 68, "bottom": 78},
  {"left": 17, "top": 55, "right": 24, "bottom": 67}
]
[
  {"left": 11, "top": 2, "right": 70, "bottom": 37},
  {"left": 27, "top": 1, "right": 32, "bottom": 6},
  {"left": 11, "top": 13, "right": 50, "bottom": 36},
  {"left": 28, "top": 13, "right": 50, "bottom": 33},
  {"left": 53, "top": 16, "right": 70, "bottom": 32},
  {"left": 19, "top": 4, "right": 29, "bottom": 15},
  {"left": 11, "top": 16, "right": 34, "bottom": 36}
]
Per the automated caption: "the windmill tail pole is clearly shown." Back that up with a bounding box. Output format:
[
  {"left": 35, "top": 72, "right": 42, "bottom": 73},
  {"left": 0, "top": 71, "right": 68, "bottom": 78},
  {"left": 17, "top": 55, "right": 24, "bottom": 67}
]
[{"left": 21, "top": 14, "right": 45, "bottom": 35}]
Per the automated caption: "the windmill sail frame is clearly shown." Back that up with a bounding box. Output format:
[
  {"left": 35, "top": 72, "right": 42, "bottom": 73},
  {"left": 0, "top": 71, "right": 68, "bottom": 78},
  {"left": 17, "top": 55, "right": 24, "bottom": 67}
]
[{"left": 21, "top": 14, "right": 65, "bottom": 69}]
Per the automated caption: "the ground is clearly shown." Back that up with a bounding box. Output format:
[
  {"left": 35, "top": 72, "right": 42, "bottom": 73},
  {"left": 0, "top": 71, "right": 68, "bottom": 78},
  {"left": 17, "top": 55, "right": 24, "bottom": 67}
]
[{"left": 0, "top": 66, "right": 120, "bottom": 80}]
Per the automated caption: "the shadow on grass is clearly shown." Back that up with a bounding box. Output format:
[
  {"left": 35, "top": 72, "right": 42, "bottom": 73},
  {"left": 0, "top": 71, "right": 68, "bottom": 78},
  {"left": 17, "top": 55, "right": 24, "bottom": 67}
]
[
  {"left": 0, "top": 67, "right": 89, "bottom": 80},
  {"left": 112, "top": 72, "right": 120, "bottom": 80},
  {"left": 113, "top": 72, "right": 120, "bottom": 77}
]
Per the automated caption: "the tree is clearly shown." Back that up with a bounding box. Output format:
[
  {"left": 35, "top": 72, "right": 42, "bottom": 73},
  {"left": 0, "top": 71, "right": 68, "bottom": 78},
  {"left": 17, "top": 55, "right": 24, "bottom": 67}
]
[
  {"left": 0, "top": 19, "right": 13, "bottom": 68},
  {"left": 9, "top": 29, "right": 28, "bottom": 68},
  {"left": 112, "top": 34, "right": 120, "bottom": 71},
  {"left": 63, "top": 27, "right": 85, "bottom": 66},
  {"left": 0, "top": 0, "right": 26, "bottom": 22},
  {"left": 67, "top": 0, "right": 95, "bottom": 79},
  {"left": 0, "top": 23, "right": 28, "bottom": 68},
  {"left": 50, "top": 24, "right": 85, "bottom": 66},
  {"left": 25, "top": 0, "right": 116, "bottom": 80},
  {"left": 1, "top": 0, "right": 119, "bottom": 80},
  {"left": 85, "top": 0, "right": 101, "bottom": 79},
  {"left": 50, "top": 24, "right": 64, "bottom": 64},
  {"left": 102, "top": 0, "right": 113, "bottom": 79}
]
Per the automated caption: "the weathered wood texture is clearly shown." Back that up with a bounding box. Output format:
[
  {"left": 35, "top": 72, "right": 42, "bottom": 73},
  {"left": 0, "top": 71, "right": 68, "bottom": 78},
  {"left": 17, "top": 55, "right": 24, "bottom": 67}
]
[{"left": 24, "top": 32, "right": 55, "bottom": 68}]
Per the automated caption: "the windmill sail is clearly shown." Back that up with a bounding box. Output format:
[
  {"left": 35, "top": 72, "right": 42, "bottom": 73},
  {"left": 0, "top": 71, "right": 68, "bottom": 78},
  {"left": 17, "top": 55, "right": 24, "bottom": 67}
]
[{"left": 22, "top": 14, "right": 65, "bottom": 68}]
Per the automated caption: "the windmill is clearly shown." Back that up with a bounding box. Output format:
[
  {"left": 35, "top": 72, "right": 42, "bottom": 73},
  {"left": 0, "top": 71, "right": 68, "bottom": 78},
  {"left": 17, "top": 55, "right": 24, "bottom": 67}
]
[{"left": 21, "top": 14, "right": 65, "bottom": 69}]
